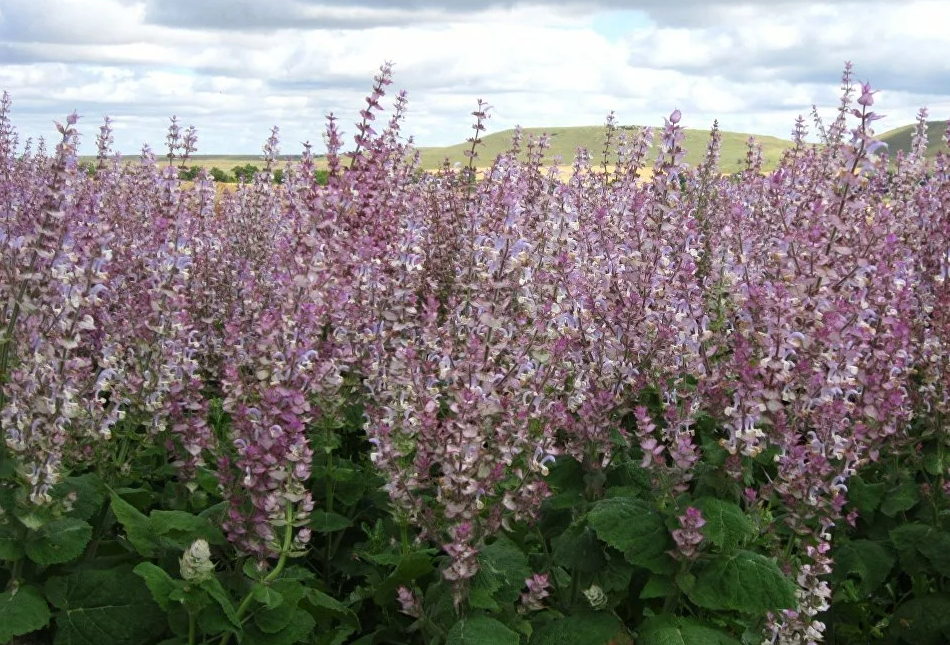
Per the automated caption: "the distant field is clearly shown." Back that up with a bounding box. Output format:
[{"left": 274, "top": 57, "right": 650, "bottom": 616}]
[
  {"left": 878, "top": 120, "right": 948, "bottom": 160},
  {"left": 77, "top": 120, "right": 947, "bottom": 178},
  {"left": 411, "top": 124, "right": 797, "bottom": 174}
]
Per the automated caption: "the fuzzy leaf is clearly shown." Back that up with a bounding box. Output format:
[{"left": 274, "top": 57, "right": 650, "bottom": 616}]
[
  {"left": 24, "top": 517, "right": 92, "bottom": 565},
  {"left": 46, "top": 565, "right": 165, "bottom": 645},
  {"left": 0, "top": 524, "right": 25, "bottom": 561},
  {"left": 0, "top": 586, "right": 51, "bottom": 643},
  {"left": 688, "top": 550, "right": 795, "bottom": 614},
  {"left": 530, "top": 611, "right": 627, "bottom": 645},
  {"left": 446, "top": 616, "right": 519, "bottom": 645},
  {"left": 52, "top": 474, "right": 105, "bottom": 522},
  {"left": 848, "top": 476, "right": 885, "bottom": 516},
  {"left": 472, "top": 535, "right": 532, "bottom": 604},
  {"left": 890, "top": 524, "right": 950, "bottom": 577},
  {"left": 588, "top": 497, "right": 674, "bottom": 574},
  {"left": 306, "top": 588, "right": 360, "bottom": 629},
  {"left": 148, "top": 510, "right": 226, "bottom": 548},
  {"left": 832, "top": 540, "right": 894, "bottom": 595},
  {"left": 245, "top": 608, "right": 315, "bottom": 645},
  {"left": 309, "top": 510, "right": 353, "bottom": 534},
  {"left": 692, "top": 497, "right": 755, "bottom": 550},
  {"left": 133, "top": 562, "right": 179, "bottom": 612},
  {"left": 879, "top": 481, "right": 920, "bottom": 517},
  {"left": 253, "top": 580, "right": 305, "bottom": 634},
  {"left": 638, "top": 615, "right": 741, "bottom": 645},
  {"left": 110, "top": 492, "right": 160, "bottom": 557},
  {"left": 889, "top": 594, "right": 950, "bottom": 645}
]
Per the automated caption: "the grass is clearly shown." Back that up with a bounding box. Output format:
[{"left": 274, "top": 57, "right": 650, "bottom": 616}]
[
  {"left": 878, "top": 120, "right": 948, "bottom": 161},
  {"left": 411, "top": 124, "right": 797, "bottom": 174}
]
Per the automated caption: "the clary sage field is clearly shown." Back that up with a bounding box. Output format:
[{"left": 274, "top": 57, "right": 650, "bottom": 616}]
[{"left": 1, "top": 62, "right": 950, "bottom": 645}]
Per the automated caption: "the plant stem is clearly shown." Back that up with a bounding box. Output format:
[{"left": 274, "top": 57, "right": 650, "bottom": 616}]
[
  {"left": 219, "top": 503, "right": 295, "bottom": 645},
  {"left": 188, "top": 612, "right": 197, "bottom": 645}
]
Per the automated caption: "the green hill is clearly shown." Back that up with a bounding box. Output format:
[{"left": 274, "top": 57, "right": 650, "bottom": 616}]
[
  {"left": 412, "top": 124, "right": 798, "bottom": 174},
  {"left": 878, "top": 120, "right": 948, "bottom": 160}
]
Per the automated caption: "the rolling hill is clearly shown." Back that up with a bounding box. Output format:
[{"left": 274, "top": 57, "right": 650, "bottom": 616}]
[
  {"left": 411, "top": 124, "right": 797, "bottom": 174},
  {"left": 878, "top": 120, "right": 949, "bottom": 160}
]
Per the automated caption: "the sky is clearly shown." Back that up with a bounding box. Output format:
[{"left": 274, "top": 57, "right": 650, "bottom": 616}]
[{"left": 1, "top": 0, "right": 948, "bottom": 155}]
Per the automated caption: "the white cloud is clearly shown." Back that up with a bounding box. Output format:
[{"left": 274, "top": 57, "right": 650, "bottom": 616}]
[{"left": 0, "top": 0, "right": 947, "bottom": 155}]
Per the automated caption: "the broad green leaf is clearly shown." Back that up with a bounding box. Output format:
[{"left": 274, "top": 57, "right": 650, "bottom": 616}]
[
  {"left": 446, "top": 616, "right": 519, "bottom": 645},
  {"left": 688, "top": 550, "right": 795, "bottom": 614},
  {"left": 52, "top": 473, "right": 105, "bottom": 522},
  {"left": 252, "top": 583, "right": 285, "bottom": 609},
  {"left": 472, "top": 535, "right": 532, "bottom": 604},
  {"left": 890, "top": 524, "right": 950, "bottom": 577},
  {"left": 309, "top": 510, "right": 353, "bottom": 534},
  {"left": 551, "top": 525, "right": 607, "bottom": 573},
  {"left": 832, "top": 539, "right": 894, "bottom": 595},
  {"left": 0, "top": 586, "right": 51, "bottom": 643},
  {"left": 692, "top": 497, "right": 755, "bottom": 550},
  {"left": 46, "top": 565, "right": 165, "bottom": 645},
  {"left": 253, "top": 580, "right": 305, "bottom": 634},
  {"left": 889, "top": 594, "right": 950, "bottom": 645},
  {"left": 640, "top": 575, "right": 676, "bottom": 599},
  {"left": 880, "top": 481, "right": 920, "bottom": 517},
  {"left": 305, "top": 588, "right": 359, "bottom": 629},
  {"left": 0, "top": 524, "right": 25, "bottom": 561},
  {"left": 24, "top": 517, "right": 92, "bottom": 565},
  {"left": 373, "top": 552, "right": 434, "bottom": 604},
  {"left": 638, "top": 615, "right": 741, "bottom": 645},
  {"left": 149, "top": 510, "right": 226, "bottom": 548},
  {"left": 848, "top": 477, "right": 885, "bottom": 516},
  {"left": 110, "top": 492, "right": 160, "bottom": 557},
  {"left": 199, "top": 577, "right": 241, "bottom": 631},
  {"left": 530, "top": 611, "right": 627, "bottom": 645},
  {"left": 133, "top": 562, "right": 179, "bottom": 611},
  {"left": 245, "top": 608, "right": 315, "bottom": 645},
  {"left": 588, "top": 497, "right": 674, "bottom": 574}
]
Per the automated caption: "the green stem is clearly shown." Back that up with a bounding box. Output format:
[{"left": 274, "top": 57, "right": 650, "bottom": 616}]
[
  {"left": 188, "top": 612, "right": 197, "bottom": 645},
  {"left": 219, "top": 504, "right": 295, "bottom": 645}
]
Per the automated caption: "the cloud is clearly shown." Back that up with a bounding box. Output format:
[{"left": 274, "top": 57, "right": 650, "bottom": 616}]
[{"left": 0, "top": 0, "right": 946, "bottom": 155}]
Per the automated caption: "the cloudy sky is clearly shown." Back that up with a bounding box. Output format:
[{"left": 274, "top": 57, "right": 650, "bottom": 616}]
[{"left": 1, "top": 0, "right": 948, "bottom": 155}]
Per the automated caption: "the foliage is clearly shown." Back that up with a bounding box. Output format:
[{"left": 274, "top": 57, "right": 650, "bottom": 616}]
[{"left": 1, "top": 62, "right": 950, "bottom": 645}]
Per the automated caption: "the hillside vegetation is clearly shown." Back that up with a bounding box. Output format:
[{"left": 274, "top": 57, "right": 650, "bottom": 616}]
[{"left": 411, "top": 124, "right": 796, "bottom": 173}]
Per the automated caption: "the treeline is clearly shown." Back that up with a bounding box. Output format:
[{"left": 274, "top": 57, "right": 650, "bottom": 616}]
[{"left": 77, "top": 160, "right": 330, "bottom": 185}]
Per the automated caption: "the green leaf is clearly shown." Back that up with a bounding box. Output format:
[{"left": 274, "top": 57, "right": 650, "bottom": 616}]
[
  {"left": 0, "top": 586, "right": 51, "bottom": 644},
  {"left": 133, "top": 562, "right": 179, "bottom": 612},
  {"left": 46, "top": 565, "right": 165, "bottom": 645},
  {"left": 148, "top": 510, "right": 226, "bottom": 548},
  {"left": 890, "top": 524, "right": 950, "bottom": 577},
  {"left": 692, "top": 497, "right": 756, "bottom": 551},
  {"left": 880, "top": 481, "right": 920, "bottom": 517},
  {"left": 848, "top": 476, "right": 885, "bottom": 517},
  {"left": 530, "top": 611, "right": 627, "bottom": 645},
  {"left": 472, "top": 535, "right": 532, "bottom": 604},
  {"left": 446, "top": 616, "right": 519, "bottom": 645},
  {"left": 889, "top": 594, "right": 950, "bottom": 645},
  {"left": 111, "top": 492, "right": 160, "bottom": 557},
  {"left": 254, "top": 580, "right": 306, "bottom": 634},
  {"left": 832, "top": 540, "right": 894, "bottom": 595},
  {"left": 309, "top": 510, "right": 353, "bottom": 534},
  {"left": 640, "top": 575, "right": 676, "bottom": 599},
  {"left": 52, "top": 473, "right": 105, "bottom": 521},
  {"left": 24, "top": 517, "right": 92, "bottom": 565},
  {"left": 373, "top": 552, "right": 434, "bottom": 605},
  {"left": 588, "top": 497, "right": 674, "bottom": 574},
  {"left": 688, "top": 550, "right": 796, "bottom": 614},
  {"left": 551, "top": 525, "right": 607, "bottom": 573},
  {"left": 305, "top": 588, "right": 359, "bottom": 629},
  {"left": 245, "top": 608, "right": 315, "bottom": 645},
  {"left": 638, "top": 615, "right": 741, "bottom": 645},
  {"left": 199, "top": 577, "right": 241, "bottom": 631},
  {"left": 0, "top": 524, "right": 25, "bottom": 561},
  {"left": 252, "top": 583, "right": 285, "bottom": 610}
]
